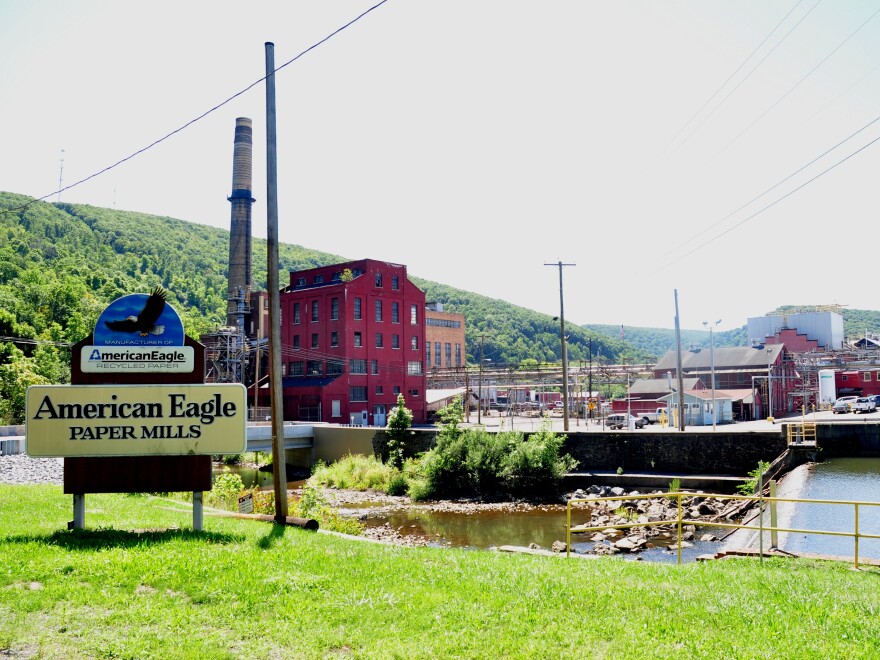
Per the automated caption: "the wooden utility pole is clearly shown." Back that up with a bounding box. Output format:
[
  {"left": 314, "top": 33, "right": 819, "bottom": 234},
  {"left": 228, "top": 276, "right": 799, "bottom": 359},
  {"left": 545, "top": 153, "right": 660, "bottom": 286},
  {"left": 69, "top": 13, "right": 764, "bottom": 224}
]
[
  {"left": 545, "top": 261, "right": 575, "bottom": 432},
  {"left": 265, "top": 42, "right": 288, "bottom": 520}
]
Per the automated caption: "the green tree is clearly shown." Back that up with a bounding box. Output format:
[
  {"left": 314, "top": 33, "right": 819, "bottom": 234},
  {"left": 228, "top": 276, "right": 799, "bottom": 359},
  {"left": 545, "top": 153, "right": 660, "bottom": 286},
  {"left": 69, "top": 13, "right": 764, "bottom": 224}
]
[
  {"left": 0, "top": 347, "right": 49, "bottom": 423},
  {"left": 385, "top": 393, "right": 414, "bottom": 469}
]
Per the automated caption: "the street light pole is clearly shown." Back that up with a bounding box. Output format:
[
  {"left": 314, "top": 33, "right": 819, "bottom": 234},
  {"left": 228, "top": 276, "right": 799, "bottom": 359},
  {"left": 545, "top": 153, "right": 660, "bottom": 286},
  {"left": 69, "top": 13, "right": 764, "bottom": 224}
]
[
  {"left": 703, "top": 319, "right": 721, "bottom": 431},
  {"left": 478, "top": 337, "right": 484, "bottom": 425}
]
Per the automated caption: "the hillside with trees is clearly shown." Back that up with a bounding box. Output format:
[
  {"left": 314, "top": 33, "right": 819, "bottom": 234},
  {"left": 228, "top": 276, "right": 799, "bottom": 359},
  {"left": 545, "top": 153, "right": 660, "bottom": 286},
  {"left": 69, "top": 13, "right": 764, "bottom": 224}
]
[{"left": 1, "top": 191, "right": 875, "bottom": 423}]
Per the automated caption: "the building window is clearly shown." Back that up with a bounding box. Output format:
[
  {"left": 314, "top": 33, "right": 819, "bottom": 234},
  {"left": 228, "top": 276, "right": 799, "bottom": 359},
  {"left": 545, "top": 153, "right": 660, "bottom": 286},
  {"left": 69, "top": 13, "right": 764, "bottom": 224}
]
[
  {"left": 375, "top": 272, "right": 383, "bottom": 287},
  {"left": 314, "top": 275, "right": 324, "bottom": 284},
  {"left": 293, "top": 335, "right": 301, "bottom": 351},
  {"left": 407, "top": 361, "right": 422, "bottom": 375},
  {"left": 331, "top": 331, "right": 338, "bottom": 348},
  {"left": 311, "top": 333, "right": 319, "bottom": 348},
  {"left": 307, "top": 360, "right": 323, "bottom": 376},
  {"left": 434, "top": 342, "right": 441, "bottom": 366},
  {"left": 409, "top": 389, "right": 420, "bottom": 398},
  {"left": 410, "top": 304, "right": 418, "bottom": 325},
  {"left": 350, "top": 359, "right": 367, "bottom": 374},
  {"left": 375, "top": 385, "right": 384, "bottom": 395},
  {"left": 392, "top": 275, "right": 399, "bottom": 290},
  {"left": 290, "top": 361, "right": 303, "bottom": 376},
  {"left": 350, "top": 386, "right": 368, "bottom": 402},
  {"left": 426, "top": 318, "right": 462, "bottom": 328},
  {"left": 445, "top": 342, "right": 452, "bottom": 367},
  {"left": 354, "top": 297, "right": 362, "bottom": 320},
  {"left": 311, "top": 300, "right": 319, "bottom": 322},
  {"left": 354, "top": 332, "right": 362, "bottom": 347},
  {"left": 295, "top": 276, "right": 306, "bottom": 287},
  {"left": 864, "top": 372, "right": 872, "bottom": 382},
  {"left": 327, "top": 360, "right": 343, "bottom": 375},
  {"left": 411, "top": 336, "right": 419, "bottom": 351},
  {"left": 392, "top": 302, "right": 399, "bottom": 323},
  {"left": 393, "top": 385, "right": 401, "bottom": 395},
  {"left": 332, "top": 271, "right": 342, "bottom": 282},
  {"left": 455, "top": 343, "right": 461, "bottom": 367},
  {"left": 375, "top": 333, "right": 384, "bottom": 348},
  {"left": 375, "top": 299, "right": 383, "bottom": 322},
  {"left": 842, "top": 374, "right": 848, "bottom": 381},
  {"left": 392, "top": 334, "right": 400, "bottom": 349},
  {"left": 371, "top": 359, "right": 379, "bottom": 375},
  {"left": 331, "top": 297, "right": 339, "bottom": 320},
  {"left": 293, "top": 303, "right": 300, "bottom": 324},
  {"left": 426, "top": 343, "right": 431, "bottom": 365},
  {"left": 331, "top": 400, "right": 341, "bottom": 417},
  {"left": 281, "top": 362, "right": 287, "bottom": 376}
]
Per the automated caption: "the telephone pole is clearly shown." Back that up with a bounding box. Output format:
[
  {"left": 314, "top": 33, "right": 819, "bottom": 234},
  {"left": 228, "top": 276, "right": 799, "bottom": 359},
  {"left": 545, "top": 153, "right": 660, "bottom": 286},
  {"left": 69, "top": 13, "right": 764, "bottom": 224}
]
[
  {"left": 265, "top": 42, "right": 288, "bottom": 520},
  {"left": 545, "top": 261, "right": 575, "bottom": 432}
]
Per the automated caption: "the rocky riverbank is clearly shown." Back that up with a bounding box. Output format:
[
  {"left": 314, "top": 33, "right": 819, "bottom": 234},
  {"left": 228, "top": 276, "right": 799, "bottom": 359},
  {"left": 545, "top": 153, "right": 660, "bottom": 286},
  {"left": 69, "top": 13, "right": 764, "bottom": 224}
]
[
  {"left": 1, "top": 454, "right": 746, "bottom": 555},
  {"left": 315, "top": 482, "right": 748, "bottom": 555}
]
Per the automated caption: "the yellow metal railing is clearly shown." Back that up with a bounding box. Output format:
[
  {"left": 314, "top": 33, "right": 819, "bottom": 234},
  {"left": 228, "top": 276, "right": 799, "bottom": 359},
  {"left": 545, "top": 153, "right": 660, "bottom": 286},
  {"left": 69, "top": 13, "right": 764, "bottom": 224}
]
[
  {"left": 566, "top": 491, "right": 880, "bottom": 568},
  {"left": 787, "top": 422, "right": 816, "bottom": 445}
]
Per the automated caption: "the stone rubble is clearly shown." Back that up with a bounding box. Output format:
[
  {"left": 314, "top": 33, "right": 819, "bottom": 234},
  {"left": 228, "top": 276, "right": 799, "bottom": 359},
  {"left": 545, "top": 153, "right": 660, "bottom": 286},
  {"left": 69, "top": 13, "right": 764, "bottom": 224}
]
[{"left": 0, "top": 454, "right": 64, "bottom": 485}]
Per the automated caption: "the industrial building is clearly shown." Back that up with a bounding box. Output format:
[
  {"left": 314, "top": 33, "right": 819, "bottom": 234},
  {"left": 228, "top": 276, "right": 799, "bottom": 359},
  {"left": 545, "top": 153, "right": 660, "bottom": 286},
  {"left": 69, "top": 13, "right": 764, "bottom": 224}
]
[{"left": 254, "top": 259, "right": 429, "bottom": 426}]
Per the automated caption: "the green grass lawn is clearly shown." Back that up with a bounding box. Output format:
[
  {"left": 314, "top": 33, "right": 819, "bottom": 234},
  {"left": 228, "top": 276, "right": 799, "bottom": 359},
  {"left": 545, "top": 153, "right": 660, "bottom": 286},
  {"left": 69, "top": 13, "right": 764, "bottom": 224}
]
[{"left": 1, "top": 485, "right": 879, "bottom": 659}]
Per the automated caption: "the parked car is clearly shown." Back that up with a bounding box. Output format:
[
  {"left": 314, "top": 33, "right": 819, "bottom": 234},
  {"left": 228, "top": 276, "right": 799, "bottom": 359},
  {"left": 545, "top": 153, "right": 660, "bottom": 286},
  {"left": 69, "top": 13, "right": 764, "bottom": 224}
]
[
  {"left": 639, "top": 408, "right": 669, "bottom": 425},
  {"left": 606, "top": 413, "right": 646, "bottom": 430},
  {"left": 852, "top": 397, "right": 877, "bottom": 414},
  {"left": 832, "top": 396, "right": 859, "bottom": 414}
]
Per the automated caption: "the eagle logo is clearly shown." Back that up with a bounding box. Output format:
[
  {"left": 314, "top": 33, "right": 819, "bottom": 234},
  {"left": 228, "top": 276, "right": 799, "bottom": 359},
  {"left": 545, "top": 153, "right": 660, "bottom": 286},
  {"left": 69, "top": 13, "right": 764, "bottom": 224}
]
[{"left": 104, "top": 286, "right": 167, "bottom": 336}]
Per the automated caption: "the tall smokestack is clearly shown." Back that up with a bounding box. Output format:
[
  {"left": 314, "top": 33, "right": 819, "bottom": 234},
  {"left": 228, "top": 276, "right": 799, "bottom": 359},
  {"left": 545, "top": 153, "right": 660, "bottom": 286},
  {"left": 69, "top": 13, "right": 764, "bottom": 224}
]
[{"left": 227, "top": 117, "right": 256, "bottom": 328}]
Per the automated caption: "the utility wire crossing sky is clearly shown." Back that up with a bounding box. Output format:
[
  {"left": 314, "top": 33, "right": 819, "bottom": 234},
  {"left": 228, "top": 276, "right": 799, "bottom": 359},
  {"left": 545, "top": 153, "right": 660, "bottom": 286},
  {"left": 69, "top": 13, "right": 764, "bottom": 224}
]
[{"left": 2, "top": 1, "right": 880, "bottom": 331}]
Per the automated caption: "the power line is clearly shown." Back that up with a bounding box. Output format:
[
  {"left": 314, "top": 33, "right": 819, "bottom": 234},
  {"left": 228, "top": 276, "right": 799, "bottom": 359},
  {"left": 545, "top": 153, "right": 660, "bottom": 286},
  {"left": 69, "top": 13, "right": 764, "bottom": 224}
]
[
  {"left": 0, "top": 0, "right": 390, "bottom": 218},
  {"left": 717, "top": 3, "right": 880, "bottom": 156},
  {"left": 659, "top": 111, "right": 880, "bottom": 261},
  {"left": 652, "top": 129, "right": 880, "bottom": 273},
  {"left": 666, "top": 0, "right": 807, "bottom": 152}
]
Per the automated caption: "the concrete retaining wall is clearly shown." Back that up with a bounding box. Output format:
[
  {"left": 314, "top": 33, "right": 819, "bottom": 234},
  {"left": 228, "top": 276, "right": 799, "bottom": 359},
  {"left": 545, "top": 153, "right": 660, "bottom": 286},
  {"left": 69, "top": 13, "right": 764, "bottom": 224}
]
[
  {"left": 560, "top": 431, "right": 787, "bottom": 475},
  {"left": 813, "top": 422, "right": 880, "bottom": 457}
]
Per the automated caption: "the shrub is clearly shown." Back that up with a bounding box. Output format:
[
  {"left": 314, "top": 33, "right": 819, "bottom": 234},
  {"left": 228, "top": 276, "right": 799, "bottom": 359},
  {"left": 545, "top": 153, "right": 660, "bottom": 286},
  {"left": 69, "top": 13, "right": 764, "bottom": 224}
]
[
  {"left": 206, "top": 468, "right": 245, "bottom": 509},
  {"left": 737, "top": 461, "right": 771, "bottom": 496},
  {"left": 294, "top": 483, "right": 364, "bottom": 536},
  {"left": 417, "top": 421, "right": 576, "bottom": 500},
  {"left": 250, "top": 488, "right": 275, "bottom": 515},
  {"left": 387, "top": 471, "right": 409, "bottom": 496},
  {"left": 310, "top": 454, "right": 396, "bottom": 492},
  {"left": 385, "top": 393, "right": 414, "bottom": 469},
  {"left": 501, "top": 426, "right": 578, "bottom": 498}
]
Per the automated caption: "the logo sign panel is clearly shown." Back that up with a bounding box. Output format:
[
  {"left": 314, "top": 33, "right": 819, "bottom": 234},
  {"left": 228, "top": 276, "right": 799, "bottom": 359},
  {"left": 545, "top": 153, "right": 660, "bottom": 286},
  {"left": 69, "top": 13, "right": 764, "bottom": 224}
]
[
  {"left": 93, "top": 288, "right": 185, "bottom": 347},
  {"left": 26, "top": 384, "right": 246, "bottom": 457},
  {"left": 80, "top": 346, "right": 195, "bottom": 373}
]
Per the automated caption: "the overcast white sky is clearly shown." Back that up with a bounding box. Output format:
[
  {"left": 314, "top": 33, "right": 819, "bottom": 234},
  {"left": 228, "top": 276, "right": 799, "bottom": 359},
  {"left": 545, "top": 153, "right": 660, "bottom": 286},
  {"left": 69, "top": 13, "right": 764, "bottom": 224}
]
[{"left": 3, "top": 1, "right": 880, "bottom": 332}]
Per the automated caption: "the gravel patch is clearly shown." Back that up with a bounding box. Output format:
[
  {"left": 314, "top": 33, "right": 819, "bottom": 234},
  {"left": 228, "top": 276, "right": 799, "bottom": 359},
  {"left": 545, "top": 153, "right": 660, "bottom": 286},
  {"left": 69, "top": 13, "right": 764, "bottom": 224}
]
[{"left": 0, "top": 454, "right": 64, "bottom": 485}]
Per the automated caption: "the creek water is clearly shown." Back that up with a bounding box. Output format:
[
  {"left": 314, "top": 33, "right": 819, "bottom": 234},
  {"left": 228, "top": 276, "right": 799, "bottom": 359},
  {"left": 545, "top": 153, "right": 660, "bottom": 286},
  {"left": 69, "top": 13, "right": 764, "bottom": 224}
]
[
  {"left": 762, "top": 457, "right": 880, "bottom": 561},
  {"left": 217, "top": 464, "right": 725, "bottom": 562},
  {"left": 218, "top": 457, "right": 880, "bottom": 562}
]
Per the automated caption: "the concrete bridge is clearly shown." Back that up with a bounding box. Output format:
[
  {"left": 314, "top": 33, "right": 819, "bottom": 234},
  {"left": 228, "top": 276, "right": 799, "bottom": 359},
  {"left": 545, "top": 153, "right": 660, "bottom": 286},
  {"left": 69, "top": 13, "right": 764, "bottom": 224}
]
[{"left": 0, "top": 423, "right": 383, "bottom": 469}]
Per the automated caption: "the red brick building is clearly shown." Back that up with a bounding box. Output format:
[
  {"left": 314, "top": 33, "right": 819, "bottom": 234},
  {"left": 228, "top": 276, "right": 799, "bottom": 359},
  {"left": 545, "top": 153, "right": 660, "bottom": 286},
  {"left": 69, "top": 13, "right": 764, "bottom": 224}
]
[{"left": 266, "top": 259, "right": 427, "bottom": 425}]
